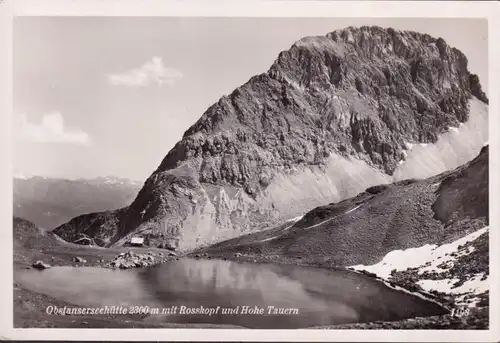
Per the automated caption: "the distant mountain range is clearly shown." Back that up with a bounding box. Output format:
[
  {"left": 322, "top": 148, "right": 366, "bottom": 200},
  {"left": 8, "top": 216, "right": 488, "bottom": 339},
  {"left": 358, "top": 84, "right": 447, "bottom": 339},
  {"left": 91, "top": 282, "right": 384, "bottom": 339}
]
[{"left": 13, "top": 175, "right": 142, "bottom": 230}]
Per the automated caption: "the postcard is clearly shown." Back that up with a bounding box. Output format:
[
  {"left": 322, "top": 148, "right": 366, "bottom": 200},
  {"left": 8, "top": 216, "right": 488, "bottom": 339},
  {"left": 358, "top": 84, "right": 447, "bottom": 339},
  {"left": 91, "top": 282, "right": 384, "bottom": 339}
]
[{"left": 1, "top": 0, "right": 499, "bottom": 341}]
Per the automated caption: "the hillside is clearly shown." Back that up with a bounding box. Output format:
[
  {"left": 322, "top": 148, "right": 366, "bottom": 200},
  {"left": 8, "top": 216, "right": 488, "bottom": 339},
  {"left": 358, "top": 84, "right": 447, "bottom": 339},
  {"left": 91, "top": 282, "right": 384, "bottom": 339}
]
[
  {"left": 201, "top": 146, "right": 489, "bottom": 312},
  {"left": 13, "top": 217, "right": 57, "bottom": 249},
  {"left": 14, "top": 176, "right": 141, "bottom": 230},
  {"left": 53, "top": 26, "right": 488, "bottom": 251},
  {"left": 13, "top": 216, "right": 60, "bottom": 266},
  {"left": 202, "top": 145, "right": 488, "bottom": 263}
]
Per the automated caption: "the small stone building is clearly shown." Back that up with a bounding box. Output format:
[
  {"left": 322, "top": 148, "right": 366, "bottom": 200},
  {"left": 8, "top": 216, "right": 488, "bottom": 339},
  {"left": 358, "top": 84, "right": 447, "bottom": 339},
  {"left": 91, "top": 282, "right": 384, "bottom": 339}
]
[{"left": 130, "top": 236, "right": 145, "bottom": 247}]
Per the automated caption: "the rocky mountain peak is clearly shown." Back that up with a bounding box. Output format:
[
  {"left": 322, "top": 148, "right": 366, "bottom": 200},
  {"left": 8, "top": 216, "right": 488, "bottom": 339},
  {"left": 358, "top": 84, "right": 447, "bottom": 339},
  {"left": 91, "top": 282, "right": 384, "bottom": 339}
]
[
  {"left": 54, "top": 26, "right": 488, "bottom": 251},
  {"left": 160, "top": 27, "right": 486, "bottom": 183}
]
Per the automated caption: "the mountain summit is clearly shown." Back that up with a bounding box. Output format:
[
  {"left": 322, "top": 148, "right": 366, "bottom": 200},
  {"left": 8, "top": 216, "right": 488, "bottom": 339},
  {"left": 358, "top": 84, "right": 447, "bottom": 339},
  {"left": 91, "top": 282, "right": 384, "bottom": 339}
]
[{"left": 54, "top": 26, "right": 489, "bottom": 251}]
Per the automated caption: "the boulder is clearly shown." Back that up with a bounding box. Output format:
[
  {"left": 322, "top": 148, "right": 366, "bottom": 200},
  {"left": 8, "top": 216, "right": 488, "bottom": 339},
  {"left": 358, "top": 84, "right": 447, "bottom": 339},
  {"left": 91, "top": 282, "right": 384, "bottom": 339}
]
[
  {"left": 32, "top": 261, "right": 51, "bottom": 270},
  {"left": 73, "top": 256, "right": 86, "bottom": 263},
  {"left": 107, "top": 250, "right": 165, "bottom": 269}
]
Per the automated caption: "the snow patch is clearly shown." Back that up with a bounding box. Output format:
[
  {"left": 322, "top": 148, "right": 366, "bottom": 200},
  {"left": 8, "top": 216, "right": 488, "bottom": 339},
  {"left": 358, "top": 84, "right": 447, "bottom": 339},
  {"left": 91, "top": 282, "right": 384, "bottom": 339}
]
[
  {"left": 13, "top": 171, "right": 41, "bottom": 180},
  {"left": 349, "top": 227, "right": 489, "bottom": 307},
  {"left": 287, "top": 215, "right": 304, "bottom": 223},
  {"left": 260, "top": 236, "right": 280, "bottom": 243},
  {"left": 418, "top": 274, "right": 488, "bottom": 296},
  {"left": 260, "top": 220, "right": 301, "bottom": 243},
  {"left": 393, "top": 98, "right": 488, "bottom": 180},
  {"left": 302, "top": 215, "right": 339, "bottom": 231},
  {"left": 349, "top": 227, "right": 489, "bottom": 279},
  {"left": 344, "top": 204, "right": 362, "bottom": 214},
  {"left": 404, "top": 141, "right": 414, "bottom": 150}
]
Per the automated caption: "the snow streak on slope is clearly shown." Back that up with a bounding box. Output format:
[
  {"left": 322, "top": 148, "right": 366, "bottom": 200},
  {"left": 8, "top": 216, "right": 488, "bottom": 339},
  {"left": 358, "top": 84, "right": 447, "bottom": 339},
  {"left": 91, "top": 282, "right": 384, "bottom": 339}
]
[
  {"left": 350, "top": 227, "right": 489, "bottom": 307},
  {"left": 393, "top": 98, "right": 488, "bottom": 180}
]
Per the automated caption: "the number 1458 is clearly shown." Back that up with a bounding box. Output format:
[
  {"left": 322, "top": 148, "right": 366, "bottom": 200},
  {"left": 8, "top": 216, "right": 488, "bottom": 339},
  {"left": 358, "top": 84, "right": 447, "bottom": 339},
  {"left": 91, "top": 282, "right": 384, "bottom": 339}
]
[{"left": 450, "top": 307, "right": 470, "bottom": 317}]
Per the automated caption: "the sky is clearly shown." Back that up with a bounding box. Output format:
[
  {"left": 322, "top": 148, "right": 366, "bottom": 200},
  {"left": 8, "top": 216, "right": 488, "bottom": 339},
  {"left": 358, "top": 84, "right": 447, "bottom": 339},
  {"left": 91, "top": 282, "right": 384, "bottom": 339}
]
[{"left": 13, "top": 17, "right": 488, "bottom": 181}]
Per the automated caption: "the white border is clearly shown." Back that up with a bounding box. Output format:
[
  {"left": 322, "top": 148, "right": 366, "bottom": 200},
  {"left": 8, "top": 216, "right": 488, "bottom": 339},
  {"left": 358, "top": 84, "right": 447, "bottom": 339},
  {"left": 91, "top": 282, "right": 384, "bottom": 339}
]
[{"left": 1, "top": 0, "right": 499, "bottom": 342}]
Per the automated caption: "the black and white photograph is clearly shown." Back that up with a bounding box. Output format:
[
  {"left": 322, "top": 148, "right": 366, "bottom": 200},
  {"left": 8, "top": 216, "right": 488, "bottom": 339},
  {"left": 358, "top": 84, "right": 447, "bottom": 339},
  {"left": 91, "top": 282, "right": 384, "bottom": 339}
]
[{"left": 2, "top": 1, "right": 499, "bottom": 341}]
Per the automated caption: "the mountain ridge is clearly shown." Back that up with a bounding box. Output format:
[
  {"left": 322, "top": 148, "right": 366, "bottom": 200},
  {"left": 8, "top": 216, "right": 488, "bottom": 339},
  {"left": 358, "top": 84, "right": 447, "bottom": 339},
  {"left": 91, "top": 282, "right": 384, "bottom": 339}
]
[{"left": 53, "top": 26, "right": 489, "bottom": 251}]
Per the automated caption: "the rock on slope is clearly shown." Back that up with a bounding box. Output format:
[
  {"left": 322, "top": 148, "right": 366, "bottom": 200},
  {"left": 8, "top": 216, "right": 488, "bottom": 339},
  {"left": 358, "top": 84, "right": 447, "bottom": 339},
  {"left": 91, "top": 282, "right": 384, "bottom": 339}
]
[
  {"left": 14, "top": 176, "right": 141, "bottom": 230},
  {"left": 54, "top": 26, "right": 488, "bottom": 251}
]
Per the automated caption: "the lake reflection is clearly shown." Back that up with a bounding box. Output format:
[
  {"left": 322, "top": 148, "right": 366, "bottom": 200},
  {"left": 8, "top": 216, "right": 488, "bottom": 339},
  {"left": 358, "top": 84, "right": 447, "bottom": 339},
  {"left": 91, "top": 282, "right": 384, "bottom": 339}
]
[{"left": 15, "top": 258, "right": 446, "bottom": 328}]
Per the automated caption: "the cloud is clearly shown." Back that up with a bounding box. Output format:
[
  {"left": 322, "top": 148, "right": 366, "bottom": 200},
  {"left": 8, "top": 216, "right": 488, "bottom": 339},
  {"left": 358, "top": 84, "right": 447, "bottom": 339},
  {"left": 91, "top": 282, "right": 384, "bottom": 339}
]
[
  {"left": 16, "top": 112, "right": 91, "bottom": 146},
  {"left": 107, "top": 56, "right": 183, "bottom": 87}
]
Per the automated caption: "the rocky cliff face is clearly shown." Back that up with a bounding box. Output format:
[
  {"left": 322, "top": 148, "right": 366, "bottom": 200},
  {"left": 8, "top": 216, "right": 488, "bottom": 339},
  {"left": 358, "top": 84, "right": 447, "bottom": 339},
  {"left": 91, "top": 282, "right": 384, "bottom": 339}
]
[{"left": 53, "top": 26, "right": 489, "bottom": 251}]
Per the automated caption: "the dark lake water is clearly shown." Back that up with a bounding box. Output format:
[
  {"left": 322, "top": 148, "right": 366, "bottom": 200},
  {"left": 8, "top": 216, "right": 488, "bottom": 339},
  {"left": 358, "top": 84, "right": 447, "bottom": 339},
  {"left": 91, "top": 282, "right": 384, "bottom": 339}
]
[{"left": 15, "top": 258, "right": 446, "bottom": 328}]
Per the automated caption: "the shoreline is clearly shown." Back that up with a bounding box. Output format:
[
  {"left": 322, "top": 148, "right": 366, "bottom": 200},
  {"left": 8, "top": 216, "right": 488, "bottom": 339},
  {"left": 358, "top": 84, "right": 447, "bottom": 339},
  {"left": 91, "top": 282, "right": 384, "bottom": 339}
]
[{"left": 14, "top": 241, "right": 487, "bottom": 329}]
